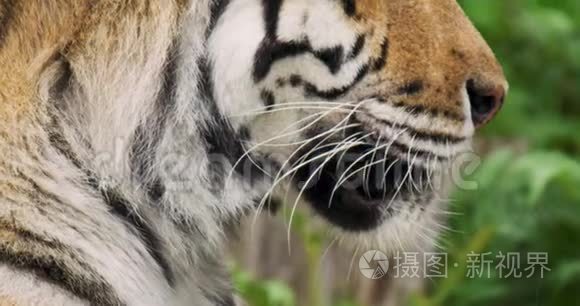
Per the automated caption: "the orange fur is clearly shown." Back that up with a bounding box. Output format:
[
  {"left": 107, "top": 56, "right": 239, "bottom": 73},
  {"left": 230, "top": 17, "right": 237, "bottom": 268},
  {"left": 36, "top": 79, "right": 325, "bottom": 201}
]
[
  {"left": 0, "top": 296, "right": 19, "bottom": 306},
  {"left": 355, "top": 0, "right": 506, "bottom": 118},
  {"left": 0, "top": 1, "right": 185, "bottom": 121}
]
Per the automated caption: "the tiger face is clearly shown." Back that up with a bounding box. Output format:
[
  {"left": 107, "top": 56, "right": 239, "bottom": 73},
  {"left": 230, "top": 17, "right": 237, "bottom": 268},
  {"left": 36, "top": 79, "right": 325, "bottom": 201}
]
[
  {"left": 209, "top": 0, "right": 507, "bottom": 247},
  {"left": 0, "top": 0, "right": 509, "bottom": 303}
]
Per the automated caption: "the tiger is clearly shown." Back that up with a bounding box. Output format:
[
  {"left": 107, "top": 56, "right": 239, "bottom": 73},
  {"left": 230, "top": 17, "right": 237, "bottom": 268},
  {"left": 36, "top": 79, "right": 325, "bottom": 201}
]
[{"left": 0, "top": 0, "right": 507, "bottom": 305}]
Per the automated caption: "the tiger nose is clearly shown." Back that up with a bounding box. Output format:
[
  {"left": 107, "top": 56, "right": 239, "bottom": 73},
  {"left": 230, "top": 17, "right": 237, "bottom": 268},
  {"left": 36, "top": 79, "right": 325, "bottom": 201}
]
[{"left": 466, "top": 79, "right": 506, "bottom": 128}]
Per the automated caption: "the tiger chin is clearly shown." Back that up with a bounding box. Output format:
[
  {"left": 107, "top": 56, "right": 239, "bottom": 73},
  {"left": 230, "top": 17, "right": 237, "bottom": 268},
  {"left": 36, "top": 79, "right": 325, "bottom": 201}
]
[{"left": 0, "top": 0, "right": 506, "bottom": 305}]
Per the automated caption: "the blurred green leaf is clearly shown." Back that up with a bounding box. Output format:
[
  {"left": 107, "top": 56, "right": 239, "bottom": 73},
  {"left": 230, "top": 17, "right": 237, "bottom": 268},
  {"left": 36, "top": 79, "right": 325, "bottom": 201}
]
[
  {"left": 507, "top": 152, "right": 580, "bottom": 204},
  {"left": 551, "top": 261, "right": 580, "bottom": 291},
  {"left": 233, "top": 269, "right": 296, "bottom": 306}
]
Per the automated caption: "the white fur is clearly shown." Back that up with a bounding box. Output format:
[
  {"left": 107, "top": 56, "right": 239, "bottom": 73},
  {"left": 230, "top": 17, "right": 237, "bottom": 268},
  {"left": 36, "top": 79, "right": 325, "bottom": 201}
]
[
  {"left": 0, "top": 266, "right": 87, "bottom": 306},
  {"left": 209, "top": 0, "right": 266, "bottom": 120}
]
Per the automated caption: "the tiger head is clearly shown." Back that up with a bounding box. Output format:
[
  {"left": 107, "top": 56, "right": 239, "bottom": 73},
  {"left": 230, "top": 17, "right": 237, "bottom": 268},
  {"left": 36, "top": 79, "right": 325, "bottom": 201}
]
[{"left": 209, "top": 0, "right": 507, "bottom": 249}]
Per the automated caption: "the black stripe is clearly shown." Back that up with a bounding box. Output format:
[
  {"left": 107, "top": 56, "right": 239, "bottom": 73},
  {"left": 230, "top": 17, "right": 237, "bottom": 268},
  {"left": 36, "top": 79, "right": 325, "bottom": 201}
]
[
  {"left": 254, "top": 0, "right": 349, "bottom": 81},
  {"left": 260, "top": 89, "right": 276, "bottom": 110},
  {"left": 34, "top": 9, "right": 177, "bottom": 292},
  {"left": 197, "top": 57, "right": 267, "bottom": 186},
  {"left": 371, "top": 38, "right": 389, "bottom": 71},
  {"left": 314, "top": 45, "right": 344, "bottom": 74},
  {"left": 340, "top": 0, "right": 357, "bottom": 17},
  {"left": 253, "top": 40, "right": 310, "bottom": 82},
  {"left": 347, "top": 34, "right": 366, "bottom": 60},
  {"left": 348, "top": 126, "right": 448, "bottom": 161},
  {"left": 0, "top": 0, "right": 17, "bottom": 48},
  {"left": 0, "top": 220, "right": 123, "bottom": 305},
  {"left": 130, "top": 44, "right": 179, "bottom": 202},
  {"left": 360, "top": 113, "right": 466, "bottom": 145},
  {"left": 289, "top": 74, "right": 303, "bottom": 87},
  {"left": 9, "top": 169, "right": 110, "bottom": 241},
  {"left": 15, "top": 171, "right": 65, "bottom": 206},
  {"left": 252, "top": 10, "right": 382, "bottom": 97},
  {"left": 390, "top": 99, "right": 466, "bottom": 122},
  {"left": 46, "top": 54, "right": 88, "bottom": 171},
  {"left": 262, "top": 0, "right": 284, "bottom": 38},
  {"left": 210, "top": 294, "right": 235, "bottom": 306},
  {"left": 44, "top": 48, "right": 175, "bottom": 286},
  {"left": 253, "top": 0, "right": 374, "bottom": 82},
  {"left": 50, "top": 53, "right": 74, "bottom": 101},
  {"left": 396, "top": 80, "right": 424, "bottom": 96},
  {"left": 45, "top": 98, "right": 177, "bottom": 283},
  {"left": 101, "top": 188, "right": 175, "bottom": 286},
  {"left": 207, "top": 0, "right": 231, "bottom": 37},
  {"left": 47, "top": 122, "right": 84, "bottom": 170},
  {"left": 385, "top": 138, "right": 447, "bottom": 161},
  {"left": 303, "top": 64, "right": 369, "bottom": 100},
  {"left": 253, "top": 39, "right": 349, "bottom": 82}
]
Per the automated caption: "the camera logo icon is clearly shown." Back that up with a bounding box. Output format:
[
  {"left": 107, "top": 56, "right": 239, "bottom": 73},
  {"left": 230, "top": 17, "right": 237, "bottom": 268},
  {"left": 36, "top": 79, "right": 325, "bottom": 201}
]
[{"left": 359, "top": 250, "right": 389, "bottom": 279}]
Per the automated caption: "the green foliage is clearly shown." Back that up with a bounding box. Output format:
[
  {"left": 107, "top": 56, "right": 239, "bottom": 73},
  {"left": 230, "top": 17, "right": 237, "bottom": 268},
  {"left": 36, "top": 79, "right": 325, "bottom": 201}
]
[
  {"left": 459, "top": 0, "right": 580, "bottom": 154},
  {"left": 419, "top": 151, "right": 580, "bottom": 306},
  {"left": 420, "top": 2, "right": 580, "bottom": 305},
  {"left": 233, "top": 268, "right": 296, "bottom": 306}
]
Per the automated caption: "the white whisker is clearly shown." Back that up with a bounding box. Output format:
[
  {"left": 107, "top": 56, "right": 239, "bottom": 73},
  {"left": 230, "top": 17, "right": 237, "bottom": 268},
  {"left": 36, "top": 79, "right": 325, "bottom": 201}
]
[
  {"left": 229, "top": 101, "right": 357, "bottom": 118},
  {"left": 330, "top": 129, "right": 407, "bottom": 207},
  {"left": 228, "top": 103, "right": 353, "bottom": 182},
  {"left": 286, "top": 137, "right": 366, "bottom": 253},
  {"left": 253, "top": 101, "right": 372, "bottom": 229},
  {"left": 363, "top": 135, "right": 383, "bottom": 198},
  {"left": 231, "top": 106, "right": 365, "bottom": 118},
  {"left": 346, "top": 246, "right": 361, "bottom": 281},
  {"left": 251, "top": 124, "right": 363, "bottom": 225}
]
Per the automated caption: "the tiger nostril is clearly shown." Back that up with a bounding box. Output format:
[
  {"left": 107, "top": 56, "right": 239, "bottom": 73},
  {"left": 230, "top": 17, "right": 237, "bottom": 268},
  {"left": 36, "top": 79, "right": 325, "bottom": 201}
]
[{"left": 466, "top": 79, "right": 505, "bottom": 128}]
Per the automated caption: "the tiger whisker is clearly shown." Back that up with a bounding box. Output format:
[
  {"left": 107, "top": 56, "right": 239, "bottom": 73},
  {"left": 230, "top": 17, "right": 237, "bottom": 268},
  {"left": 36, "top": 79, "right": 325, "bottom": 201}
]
[
  {"left": 254, "top": 100, "right": 371, "bottom": 222},
  {"left": 285, "top": 139, "right": 365, "bottom": 253},
  {"left": 425, "top": 153, "right": 436, "bottom": 193},
  {"left": 251, "top": 124, "right": 363, "bottom": 225},
  {"left": 284, "top": 136, "right": 365, "bottom": 234},
  {"left": 234, "top": 100, "right": 356, "bottom": 112},
  {"left": 244, "top": 126, "right": 362, "bottom": 147},
  {"left": 275, "top": 132, "right": 372, "bottom": 220},
  {"left": 228, "top": 100, "right": 359, "bottom": 118},
  {"left": 346, "top": 246, "right": 361, "bottom": 281},
  {"left": 328, "top": 145, "right": 387, "bottom": 208},
  {"left": 329, "top": 128, "right": 407, "bottom": 207},
  {"left": 242, "top": 99, "right": 363, "bottom": 149},
  {"left": 273, "top": 131, "right": 367, "bottom": 211},
  {"left": 391, "top": 225, "right": 406, "bottom": 251},
  {"left": 378, "top": 129, "right": 409, "bottom": 200},
  {"left": 318, "top": 236, "right": 338, "bottom": 266},
  {"left": 408, "top": 152, "right": 421, "bottom": 194},
  {"left": 363, "top": 135, "right": 383, "bottom": 198},
  {"left": 327, "top": 142, "right": 390, "bottom": 208},
  {"left": 230, "top": 106, "right": 365, "bottom": 118},
  {"left": 334, "top": 131, "right": 374, "bottom": 173},
  {"left": 252, "top": 123, "right": 364, "bottom": 223},
  {"left": 228, "top": 103, "right": 353, "bottom": 182},
  {"left": 381, "top": 159, "right": 402, "bottom": 201},
  {"left": 384, "top": 159, "right": 413, "bottom": 211},
  {"left": 331, "top": 155, "right": 390, "bottom": 208}
]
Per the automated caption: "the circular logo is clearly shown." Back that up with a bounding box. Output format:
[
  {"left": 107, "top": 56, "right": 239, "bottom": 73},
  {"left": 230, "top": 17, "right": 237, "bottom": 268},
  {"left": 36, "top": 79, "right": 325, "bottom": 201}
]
[{"left": 359, "top": 250, "right": 389, "bottom": 279}]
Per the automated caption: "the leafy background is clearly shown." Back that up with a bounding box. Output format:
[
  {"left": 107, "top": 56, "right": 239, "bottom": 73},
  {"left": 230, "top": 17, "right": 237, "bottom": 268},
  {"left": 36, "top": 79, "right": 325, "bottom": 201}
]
[{"left": 232, "top": 1, "right": 580, "bottom": 305}]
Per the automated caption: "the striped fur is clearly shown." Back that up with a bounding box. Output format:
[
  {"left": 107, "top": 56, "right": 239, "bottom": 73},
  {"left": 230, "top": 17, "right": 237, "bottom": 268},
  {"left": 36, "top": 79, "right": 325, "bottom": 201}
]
[{"left": 0, "top": 0, "right": 507, "bottom": 305}]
